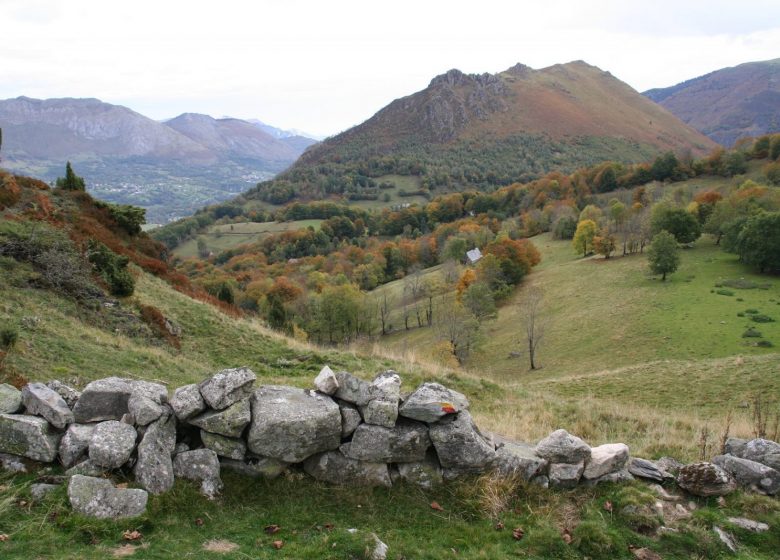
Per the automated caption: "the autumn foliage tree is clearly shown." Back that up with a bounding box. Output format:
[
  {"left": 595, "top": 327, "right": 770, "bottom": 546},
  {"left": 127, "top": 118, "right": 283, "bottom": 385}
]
[{"left": 572, "top": 220, "right": 598, "bottom": 257}]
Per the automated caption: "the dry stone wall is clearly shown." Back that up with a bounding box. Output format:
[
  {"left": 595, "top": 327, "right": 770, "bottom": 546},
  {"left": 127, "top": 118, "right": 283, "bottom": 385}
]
[{"left": 0, "top": 368, "right": 777, "bottom": 519}]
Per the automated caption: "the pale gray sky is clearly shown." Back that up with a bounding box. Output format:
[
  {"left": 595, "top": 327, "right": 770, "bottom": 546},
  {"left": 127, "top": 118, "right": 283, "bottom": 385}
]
[{"left": 1, "top": 0, "right": 778, "bottom": 137}]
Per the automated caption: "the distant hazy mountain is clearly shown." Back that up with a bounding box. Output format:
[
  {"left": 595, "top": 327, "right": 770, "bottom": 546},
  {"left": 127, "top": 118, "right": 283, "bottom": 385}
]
[
  {"left": 644, "top": 59, "right": 780, "bottom": 146},
  {"left": 0, "top": 97, "right": 317, "bottom": 223},
  {"left": 246, "top": 118, "right": 323, "bottom": 142}
]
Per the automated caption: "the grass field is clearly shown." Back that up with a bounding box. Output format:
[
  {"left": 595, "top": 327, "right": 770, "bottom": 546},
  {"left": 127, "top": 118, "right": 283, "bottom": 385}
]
[{"left": 172, "top": 219, "right": 322, "bottom": 259}]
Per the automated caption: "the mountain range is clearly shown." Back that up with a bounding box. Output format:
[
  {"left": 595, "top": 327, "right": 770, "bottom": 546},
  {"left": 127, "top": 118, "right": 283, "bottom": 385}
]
[
  {"left": 644, "top": 58, "right": 780, "bottom": 147},
  {"left": 0, "top": 97, "right": 318, "bottom": 223}
]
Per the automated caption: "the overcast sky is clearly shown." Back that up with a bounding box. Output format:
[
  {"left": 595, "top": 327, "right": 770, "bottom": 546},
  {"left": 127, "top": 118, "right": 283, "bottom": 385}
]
[{"left": 1, "top": 0, "right": 778, "bottom": 138}]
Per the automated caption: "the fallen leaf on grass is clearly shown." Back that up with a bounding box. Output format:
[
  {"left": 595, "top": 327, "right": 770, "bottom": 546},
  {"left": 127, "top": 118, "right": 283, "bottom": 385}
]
[
  {"left": 629, "top": 545, "right": 663, "bottom": 560},
  {"left": 512, "top": 527, "right": 524, "bottom": 541},
  {"left": 272, "top": 540, "right": 284, "bottom": 550},
  {"left": 0, "top": 534, "right": 9, "bottom": 542},
  {"left": 112, "top": 544, "right": 138, "bottom": 557},
  {"left": 561, "top": 528, "right": 572, "bottom": 544},
  {"left": 323, "top": 523, "right": 334, "bottom": 531},
  {"left": 202, "top": 539, "right": 239, "bottom": 553},
  {"left": 122, "top": 530, "right": 142, "bottom": 541},
  {"left": 495, "top": 521, "right": 504, "bottom": 531},
  {"left": 430, "top": 501, "right": 444, "bottom": 511},
  {"left": 264, "top": 524, "right": 280, "bottom": 535},
  {"left": 195, "top": 518, "right": 204, "bottom": 527},
  {"left": 604, "top": 500, "right": 613, "bottom": 513}
]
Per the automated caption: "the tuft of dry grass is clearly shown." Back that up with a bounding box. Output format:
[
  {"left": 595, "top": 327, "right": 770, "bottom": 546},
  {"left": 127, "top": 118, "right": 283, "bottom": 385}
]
[{"left": 202, "top": 539, "right": 239, "bottom": 553}]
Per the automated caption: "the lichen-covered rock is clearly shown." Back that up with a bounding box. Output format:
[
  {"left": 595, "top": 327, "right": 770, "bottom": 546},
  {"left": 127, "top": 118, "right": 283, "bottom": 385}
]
[
  {"left": 247, "top": 386, "right": 341, "bottom": 463},
  {"left": 549, "top": 461, "right": 585, "bottom": 488},
  {"left": 220, "top": 456, "right": 288, "bottom": 479},
  {"left": 677, "top": 462, "right": 737, "bottom": 497},
  {"left": 173, "top": 449, "right": 223, "bottom": 498},
  {"left": 0, "top": 384, "right": 22, "bottom": 414},
  {"left": 73, "top": 377, "right": 135, "bottom": 422},
  {"left": 333, "top": 371, "right": 370, "bottom": 406},
  {"left": 65, "top": 458, "right": 109, "bottom": 477},
  {"left": 30, "top": 483, "right": 59, "bottom": 501},
  {"left": 201, "top": 430, "right": 247, "bottom": 460},
  {"left": 21, "top": 383, "right": 74, "bottom": 429},
  {"left": 628, "top": 458, "right": 673, "bottom": 483},
  {"left": 741, "top": 438, "right": 780, "bottom": 471},
  {"left": 303, "top": 450, "right": 391, "bottom": 487},
  {"left": 339, "top": 401, "right": 362, "bottom": 438},
  {"left": 656, "top": 456, "right": 684, "bottom": 476},
  {"left": 314, "top": 365, "right": 339, "bottom": 395},
  {"left": 89, "top": 421, "right": 137, "bottom": 469},
  {"left": 0, "top": 452, "right": 27, "bottom": 472},
  {"left": 198, "top": 367, "right": 256, "bottom": 410},
  {"left": 59, "top": 423, "right": 96, "bottom": 468},
  {"left": 724, "top": 437, "right": 748, "bottom": 458},
  {"left": 393, "top": 454, "right": 443, "bottom": 489},
  {"left": 535, "top": 429, "right": 591, "bottom": 464},
  {"left": 360, "top": 371, "right": 401, "bottom": 428},
  {"left": 343, "top": 420, "right": 430, "bottom": 463},
  {"left": 170, "top": 384, "right": 206, "bottom": 421},
  {"left": 494, "top": 441, "right": 548, "bottom": 480},
  {"left": 582, "top": 443, "right": 629, "bottom": 480},
  {"left": 67, "top": 475, "right": 148, "bottom": 519},
  {"left": 127, "top": 382, "right": 168, "bottom": 426},
  {"left": 134, "top": 413, "right": 176, "bottom": 494},
  {"left": 188, "top": 398, "right": 250, "bottom": 438},
  {"left": 428, "top": 411, "right": 496, "bottom": 473},
  {"left": 0, "top": 413, "right": 61, "bottom": 462},
  {"left": 398, "top": 382, "right": 468, "bottom": 423},
  {"left": 46, "top": 380, "right": 81, "bottom": 409},
  {"left": 712, "top": 454, "right": 780, "bottom": 495},
  {"left": 584, "top": 468, "right": 634, "bottom": 486}
]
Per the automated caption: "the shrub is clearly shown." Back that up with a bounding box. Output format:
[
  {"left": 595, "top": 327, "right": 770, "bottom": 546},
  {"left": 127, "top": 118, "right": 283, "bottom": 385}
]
[
  {"left": 756, "top": 340, "right": 774, "bottom": 347},
  {"left": 0, "top": 328, "right": 18, "bottom": 350},
  {"left": 87, "top": 240, "right": 135, "bottom": 297},
  {"left": 745, "top": 309, "right": 759, "bottom": 314},
  {"left": 716, "top": 289, "right": 734, "bottom": 296},
  {"left": 751, "top": 314, "right": 774, "bottom": 323},
  {"left": 742, "top": 327, "right": 763, "bottom": 338}
]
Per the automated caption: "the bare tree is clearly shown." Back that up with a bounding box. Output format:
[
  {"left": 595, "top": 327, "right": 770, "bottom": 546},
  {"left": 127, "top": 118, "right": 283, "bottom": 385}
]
[
  {"left": 375, "top": 292, "right": 394, "bottom": 335},
  {"left": 519, "top": 286, "right": 545, "bottom": 370}
]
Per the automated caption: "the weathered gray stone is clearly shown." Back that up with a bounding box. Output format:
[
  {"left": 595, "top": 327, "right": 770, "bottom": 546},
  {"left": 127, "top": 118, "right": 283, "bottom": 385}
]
[
  {"left": 333, "top": 371, "right": 370, "bottom": 406},
  {"left": 127, "top": 382, "right": 168, "bottom": 426},
  {"left": 398, "top": 382, "right": 468, "bottom": 423},
  {"left": 89, "top": 421, "right": 137, "bottom": 469},
  {"left": 247, "top": 386, "right": 341, "bottom": 463},
  {"left": 394, "top": 454, "right": 443, "bottom": 489},
  {"left": 189, "top": 398, "right": 250, "bottom": 438},
  {"left": 46, "top": 380, "right": 81, "bottom": 409},
  {"left": 531, "top": 474, "right": 550, "bottom": 488},
  {"left": 724, "top": 437, "right": 748, "bottom": 458},
  {"left": 339, "top": 401, "right": 362, "bottom": 438},
  {"left": 582, "top": 443, "right": 629, "bottom": 480},
  {"left": 343, "top": 420, "right": 430, "bottom": 463},
  {"left": 68, "top": 475, "right": 148, "bottom": 519},
  {"left": 549, "top": 461, "right": 585, "bottom": 488},
  {"left": 220, "top": 456, "right": 288, "bottom": 479},
  {"left": 741, "top": 438, "right": 780, "bottom": 471},
  {"left": 656, "top": 456, "right": 684, "bottom": 476},
  {"left": 173, "top": 449, "right": 223, "bottom": 498},
  {"left": 170, "top": 384, "right": 206, "bottom": 421},
  {"left": 314, "top": 365, "right": 339, "bottom": 395},
  {"left": 360, "top": 372, "right": 400, "bottom": 427},
  {"left": 583, "top": 468, "right": 634, "bottom": 486},
  {"left": 727, "top": 517, "right": 769, "bottom": 533},
  {"left": 712, "top": 454, "right": 780, "bottom": 495},
  {"left": 201, "top": 430, "right": 246, "bottom": 460},
  {"left": 303, "top": 450, "right": 391, "bottom": 487},
  {"left": 59, "top": 423, "right": 96, "bottom": 468},
  {"left": 361, "top": 399, "right": 398, "bottom": 428},
  {"left": 30, "top": 483, "right": 59, "bottom": 501},
  {"left": 0, "top": 452, "right": 27, "bottom": 472},
  {"left": 713, "top": 526, "right": 738, "bottom": 553},
  {"left": 65, "top": 458, "right": 108, "bottom": 477},
  {"left": 494, "top": 441, "right": 548, "bottom": 480},
  {"left": 73, "top": 377, "right": 135, "bottom": 422},
  {"left": 677, "top": 462, "right": 737, "bottom": 497},
  {"left": 628, "top": 458, "right": 673, "bottom": 482},
  {"left": 198, "top": 367, "right": 256, "bottom": 410},
  {"left": 369, "top": 533, "right": 388, "bottom": 560},
  {"left": 535, "top": 429, "right": 591, "bottom": 464},
  {"left": 428, "top": 411, "right": 496, "bottom": 473},
  {"left": 0, "top": 413, "right": 61, "bottom": 462},
  {"left": 0, "top": 383, "right": 22, "bottom": 414},
  {"left": 21, "top": 383, "right": 74, "bottom": 429},
  {"left": 134, "top": 413, "right": 176, "bottom": 494}
]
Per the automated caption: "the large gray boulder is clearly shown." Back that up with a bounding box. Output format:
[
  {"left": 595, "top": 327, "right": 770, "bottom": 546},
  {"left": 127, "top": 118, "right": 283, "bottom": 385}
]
[
  {"left": 342, "top": 420, "right": 431, "bottom": 463},
  {"left": 201, "top": 430, "right": 247, "bottom": 460},
  {"left": 712, "top": 454, "right": 780, "bottom": 496},
  {"left": 220, "top": 456, "right": 288, "bottom": 479},
  {"left": 247, "top": 386, "right": 341, "bottom": 463},
  {"left": 333, "top": 371, "right": 370, "bottom": 406},
  {"left": 677, "top": 462, "right": 737, "bottom": 497},
  {"left": 582, "top": 443, "right": 629, "bottom": 480},
  {"left": 494, "top": 441, "right": 548, "bottom": 480},
  {"left": 399, "top": 382, "right": 469, "bottom": 423},
  {"left": 59, "top": 423, "right": 96, "bottom": 468},
  {"left": 89, "top": 421, "right": 137, "bottom": 469},
  {"left": 303, "top": 450, "right": 391, "bottom": 487},
  {"left": 170, "top": 384, "right": 206, "bottom": 421},
  {"left": 360, "top": 371, "right": 401, "bottom": 428},
  {"left": 46, "top": 380, "right": 81, "bottom": 409},
  {"left": 535, "top": 429, "right": 591, "bottom": 464},
  {"left": 127, "top": 382, "right": 168, "bottom": 426},
  {"left": 173, "top": 449, "right": 223, "bottom": 498},
  {"left": 313, "top": 365, "right": 339, "bottom": 395},
  {"left": 724, "top": 437, "right": 748, "bottom": 458},
  {"left": 73, "top": 377, "right": 134, "bottom": 422},
  {"left": 67, "top": 475, "right": 148, "bottom": 519},
  {"left": 428, "top": 411, "right": 496, "bottom": 473},
  {"left": 134, "top": 413, "right": 176, "bottom": 494},
  {"left": 393, "top": 454, "right": 443, "bottom": 489},
  {"left": 0, "top": 413, "right": 61, "bottom": 462},
  {"left": 628, "top": 458, "right": 673, "bottom": 483},
  {"left": 741, "top": 439, "right": 780, "bottom": 471},
  {"left": 21, "top": 383, "right": 74, "bottom": 429},
  {"left": 198, "top": 367, "right": 256, "bottom": 410},
  {"left": 188, "top": 398, "right": 250, "bottom": 438},
  {"left": 549, "top": 461, "right": 585, "bottom": 488},
  {"left": 339, "top": 401, "right": 362, "bottom": 438},
  {"left": 0, "top": 384, "right": 22, "bottom": 414}
]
